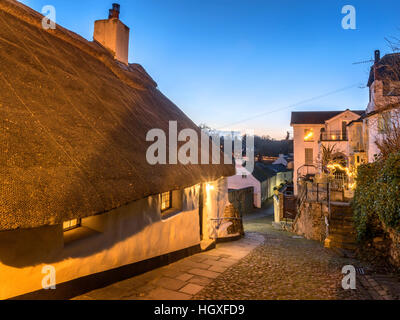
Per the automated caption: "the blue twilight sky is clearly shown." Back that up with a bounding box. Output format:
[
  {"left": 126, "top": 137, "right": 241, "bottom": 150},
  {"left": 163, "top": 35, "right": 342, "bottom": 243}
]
[{"left": 20, "top": 0, "right": 400, "bottom": 139}]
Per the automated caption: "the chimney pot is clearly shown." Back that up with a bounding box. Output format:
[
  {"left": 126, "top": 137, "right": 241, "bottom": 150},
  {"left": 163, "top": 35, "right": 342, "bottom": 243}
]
[
  {"left": 108, "top": 3, "right": 120, "bottom": 19},
  {"left": 375, "top": 50, "right": 381, "bottom": 63}
]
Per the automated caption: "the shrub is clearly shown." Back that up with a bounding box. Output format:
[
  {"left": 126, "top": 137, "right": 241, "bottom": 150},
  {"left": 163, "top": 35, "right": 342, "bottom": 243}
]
[
  {"left": 378, "top": 152, "right": 400, "bottom": 229},
  {"left": 353, "top": 162, "right": 381, "bottom": 241},
  {"left": 353, "top": 152, "right": 400, "bottom": 242}
]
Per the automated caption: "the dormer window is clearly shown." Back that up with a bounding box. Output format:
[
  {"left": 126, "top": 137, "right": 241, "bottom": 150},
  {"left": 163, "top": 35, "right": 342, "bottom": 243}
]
[{"left": 304, "top": 129, "right": 314, "bottom": 141}]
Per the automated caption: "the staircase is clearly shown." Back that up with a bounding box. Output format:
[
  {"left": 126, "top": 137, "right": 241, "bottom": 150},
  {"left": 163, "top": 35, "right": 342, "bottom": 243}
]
[{"left": 324, "top": 203, "right": 357, "bottom": 251}]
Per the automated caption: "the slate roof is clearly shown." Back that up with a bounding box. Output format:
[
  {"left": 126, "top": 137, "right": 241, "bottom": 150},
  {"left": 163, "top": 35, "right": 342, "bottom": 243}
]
[{"left": 291, "top": 110, "right": 365, "bottom": 125}]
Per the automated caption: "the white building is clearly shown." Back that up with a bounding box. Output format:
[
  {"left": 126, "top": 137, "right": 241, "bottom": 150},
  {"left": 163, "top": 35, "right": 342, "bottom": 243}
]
[
  {"left": 291, "top": 109, "right": 365, "bottom": 195},
  {"left": 228, "top": 161, "right": 292, "bottom": 208},
  {"left": 364, "top": 50, "right": 400, "bottom": 162}
]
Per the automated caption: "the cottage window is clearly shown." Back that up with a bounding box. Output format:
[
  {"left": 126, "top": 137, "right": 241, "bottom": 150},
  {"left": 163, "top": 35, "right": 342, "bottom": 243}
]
[
  {"left": 161, "top": 191, "right": 172, "bottom": 212},
  {"left": 63, "top": 219, "right": 81, "bottom": 232},
  {"left": 305, "top": 148, "right": 313, "bottom": 165}
]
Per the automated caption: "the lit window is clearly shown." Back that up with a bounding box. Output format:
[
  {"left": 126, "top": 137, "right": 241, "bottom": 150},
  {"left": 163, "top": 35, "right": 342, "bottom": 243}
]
[
  {"left": 161, "top": 191, "right": 172, "bottom": 212},
  {"left": 304, "top": 129, "right": 314, "bottom": 141},
  {"left": 63, "top": 219, "right": 81, "bottom": 232}
]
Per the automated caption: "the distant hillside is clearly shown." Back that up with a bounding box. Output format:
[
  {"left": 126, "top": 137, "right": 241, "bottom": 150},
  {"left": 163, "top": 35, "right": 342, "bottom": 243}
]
[{"left": 253, "top": 136, "right": 293, "bottom": 157}]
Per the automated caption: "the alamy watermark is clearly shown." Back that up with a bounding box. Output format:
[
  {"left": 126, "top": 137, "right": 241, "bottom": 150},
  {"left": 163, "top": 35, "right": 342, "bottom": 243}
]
[
  {"left": 42, "top": 265, "right": 56, "bottom": 290},
  {"left": 342, "top": 265, "right": 356, "bottom": 290},
  {"left": 146, "top": 121, "right": 254, "bottom": 175},
  {"left": 42, "top": 5, "right": 56, "bottom": 30},
  {"left": 341, "top": 5, "right": 356, "bottom": 30}
]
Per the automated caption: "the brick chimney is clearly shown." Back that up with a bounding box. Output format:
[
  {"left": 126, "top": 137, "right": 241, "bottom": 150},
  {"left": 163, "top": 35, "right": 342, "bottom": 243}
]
[{"left": 94, "top": 3, "right": 130, "bottom": 65}]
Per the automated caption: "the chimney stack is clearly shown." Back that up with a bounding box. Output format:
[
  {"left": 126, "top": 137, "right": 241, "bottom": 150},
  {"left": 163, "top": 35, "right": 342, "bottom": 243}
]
[{"left": 94, "top": 3, "right": 130, "bottom": 65}]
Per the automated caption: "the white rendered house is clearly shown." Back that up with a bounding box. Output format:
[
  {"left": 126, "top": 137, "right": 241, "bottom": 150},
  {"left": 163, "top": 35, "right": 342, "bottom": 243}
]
[{"left": 291, "top": 109, "right": 365, "bottom": 195}]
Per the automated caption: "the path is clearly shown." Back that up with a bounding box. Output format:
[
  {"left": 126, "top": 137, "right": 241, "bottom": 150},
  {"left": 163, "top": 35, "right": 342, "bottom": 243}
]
[
  {"left": 194, "top": 207, "right": 400, "bottom": 300},
  {"left": 74, "top": 205, "right": 400, "bottom": 300},
  {"left": 73, "top": 233, "right": 263, "bottom": 300}
]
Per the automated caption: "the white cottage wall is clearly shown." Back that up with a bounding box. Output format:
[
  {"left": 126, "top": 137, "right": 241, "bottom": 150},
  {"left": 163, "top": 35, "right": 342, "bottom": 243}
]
[{"left": 0, "top": 180, "right": 228, "bottom": 299}]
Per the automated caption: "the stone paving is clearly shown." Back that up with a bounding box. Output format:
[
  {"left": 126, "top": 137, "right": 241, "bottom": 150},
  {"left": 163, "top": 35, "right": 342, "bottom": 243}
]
[
  {"left": 194, "top": 209, "right": 400, "bottom": 300},
  {"left": 73, "top": 233, "right": 264, "bottom": 300},
  {"left": 73, "top": 206, "right": 400, "bottom": 300}
]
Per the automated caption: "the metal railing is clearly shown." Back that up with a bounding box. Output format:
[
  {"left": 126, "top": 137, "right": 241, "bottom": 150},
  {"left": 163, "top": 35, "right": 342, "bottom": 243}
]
[
  {"left": 297, "top": 182, "right": 330, "bottom": 204},
  {"left": 320, "top": 130, "right": 347, "bottom": 141}
]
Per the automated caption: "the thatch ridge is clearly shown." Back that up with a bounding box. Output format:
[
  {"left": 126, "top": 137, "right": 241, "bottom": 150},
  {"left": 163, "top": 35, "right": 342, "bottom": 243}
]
[{"left": 1, "top": 0, "right": 156, "bottom": 90}]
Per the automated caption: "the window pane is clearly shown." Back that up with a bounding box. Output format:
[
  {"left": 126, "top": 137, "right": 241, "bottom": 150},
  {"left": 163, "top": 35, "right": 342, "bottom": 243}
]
[
  {"left": 304, "top": 129, "right": 314, "bottom": 141},
  {"left": 63, "top": 219, "right": 80, "bottom": 231},
  {"left": 161, "top": 192, "right": 171, "bottom": 212},
  {"left": 305, "top": 148, "right": 313, "bottom": 165}
]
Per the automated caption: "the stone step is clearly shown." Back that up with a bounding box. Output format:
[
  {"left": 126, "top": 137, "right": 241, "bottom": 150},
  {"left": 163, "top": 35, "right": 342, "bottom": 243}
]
[
  {"left": 329, "top": 227, "right": 356, "bottom": 234},
  {"left": 331, "top": 211, "right": 353, "bottom": 216},
  {"left": 329, "top": 234, "right": 357, "bottom": 241},
  {"left": 330, "top": 218, "right": 354, "bottom": 225},
  {"left": 330, "top": 226, "right": 355, "bottom": 232},
  {"left": 325, "top": 238, "right": 358, "bottom": 250},
  {"left": 328, "top": 236, "right": 357, "bottom": 242},
  {"left": 329, "top": 221, "right": 354, "bottom": 227},
  {"left": 329, "top": 223, "right": 356, "bottom": 232},
  {"left": 328, "top": 233, "right": 357, "bottom": 240}
]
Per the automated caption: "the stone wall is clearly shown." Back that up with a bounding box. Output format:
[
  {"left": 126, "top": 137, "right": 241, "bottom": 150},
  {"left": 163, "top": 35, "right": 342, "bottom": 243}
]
[
  {"left": 386, "top": 227, "right": 400, "bottom": 267},
  {"left": 365, "top": 225, "right": 400, "bottom": 269},
  {"left": 228, "top": 187, "right": 254, "bottom": 216},
  {"left": 292, "top": 201, "right": 328, "bottom": 242},
  {"left": 220, "top": 204, "right": 244, "bottom": 237}
]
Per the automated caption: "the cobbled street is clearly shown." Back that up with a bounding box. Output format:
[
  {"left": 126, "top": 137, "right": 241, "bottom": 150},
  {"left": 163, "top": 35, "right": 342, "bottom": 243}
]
[{"left": 75, "top": 205, "right": 400, "bottom": 300}]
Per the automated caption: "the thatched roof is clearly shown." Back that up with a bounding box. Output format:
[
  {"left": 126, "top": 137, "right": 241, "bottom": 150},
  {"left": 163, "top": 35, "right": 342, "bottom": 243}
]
[{"left": 0, "top": 0, "right": 234, "bottom": 231}]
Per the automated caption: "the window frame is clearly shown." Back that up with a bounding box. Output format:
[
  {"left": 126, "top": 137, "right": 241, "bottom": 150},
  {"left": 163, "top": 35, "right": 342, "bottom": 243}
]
[
  {"left": 160, "top": 191, "right": 172, "bottom": 213},
  {"left": 305, "top": 148, "right": 314, "bottom": 165},
  {"left": 304, "top": 128, "right": 314, "bottom": 142},
  {"left": 63, "top": 218, "right": 82, "bottom": 232}
]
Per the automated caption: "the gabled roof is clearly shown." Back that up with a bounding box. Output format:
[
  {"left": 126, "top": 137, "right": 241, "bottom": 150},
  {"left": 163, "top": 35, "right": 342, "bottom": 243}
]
[
  {"left": 251, "top": 162, "right": 288, "bottom": 182},
  {"left": 0, "top": 0, "right": 234, "bottom": 231},
  {"left": 368, "top": 53, "right": 400, "bottom": 87},
  {"left": 291, "top": 110, "right": 365, "bottom": 125},
  {"left": 252, "top": 163, "right": 273, "bottom": 182}
]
